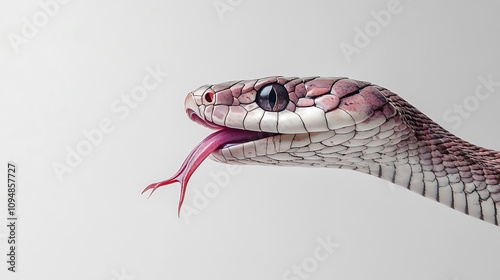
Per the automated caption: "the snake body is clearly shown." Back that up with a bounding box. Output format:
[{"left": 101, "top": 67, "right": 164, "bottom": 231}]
[{"left": 144, "top": 76, "right": 500, "bottom": 226}]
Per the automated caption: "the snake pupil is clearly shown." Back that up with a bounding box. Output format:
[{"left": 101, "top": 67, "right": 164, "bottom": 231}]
[
  {"left": 269, "top": 90, "right": 276, "bottom": 109},
  {"left": 256, "top": 83, "right": 289, "bottom": 112}
]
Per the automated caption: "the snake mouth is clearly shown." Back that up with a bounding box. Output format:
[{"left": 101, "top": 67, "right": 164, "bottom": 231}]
[
  {"left": 142, "top": 109, "right": 276, "bottom": 214},
  {"left": 188, "top": 109, "right": 225, "bottom": 130},
  {"left": 187, "top": 109, "right": 278, "bottom": 148}
]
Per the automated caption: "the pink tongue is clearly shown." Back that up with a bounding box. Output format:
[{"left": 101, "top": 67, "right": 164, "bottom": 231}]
[{"left": 142, "top": 128, "right": 273, "bottom": 215}]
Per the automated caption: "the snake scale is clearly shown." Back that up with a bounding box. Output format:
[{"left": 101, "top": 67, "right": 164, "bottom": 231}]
[{"left": 143, "top": 76, "right": 500, "bottom": 226}]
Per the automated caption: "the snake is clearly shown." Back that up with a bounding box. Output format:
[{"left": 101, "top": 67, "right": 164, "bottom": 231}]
[{"left": 142, "top": 76, "right": 500, "bottom": 226}]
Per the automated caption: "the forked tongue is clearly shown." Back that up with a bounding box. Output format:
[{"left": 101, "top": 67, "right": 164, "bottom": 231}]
[{"left": 142, "top": 128, "right": 273, "bottom": 216}]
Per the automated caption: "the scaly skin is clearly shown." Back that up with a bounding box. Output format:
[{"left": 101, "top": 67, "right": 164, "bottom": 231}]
[{"left": 153, "top": 76, "right": 500, "bottom": 225}]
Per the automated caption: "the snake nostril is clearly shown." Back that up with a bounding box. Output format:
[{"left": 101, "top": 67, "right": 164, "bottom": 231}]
[{"left": 204, "top": 92, "right": 215, "bottom": 103}]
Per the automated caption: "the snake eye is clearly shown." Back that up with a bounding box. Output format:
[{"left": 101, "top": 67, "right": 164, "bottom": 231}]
[{"left": 256, "top": 83, "right": 289, "bottom": 112}]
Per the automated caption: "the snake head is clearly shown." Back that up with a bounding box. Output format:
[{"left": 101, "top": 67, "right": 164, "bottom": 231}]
[
  {"left": 144, "top": 76, "right": 400, "bottom": 214},
  {"left": 184, "top": 76, "right": 399, "bottom": 163}
]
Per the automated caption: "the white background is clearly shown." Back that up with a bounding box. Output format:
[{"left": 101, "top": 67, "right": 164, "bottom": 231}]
[{"left": 1, "top": 0, "right": 500, "bottom": 279}]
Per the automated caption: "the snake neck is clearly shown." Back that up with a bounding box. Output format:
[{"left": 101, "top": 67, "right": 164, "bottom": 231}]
[{"left": 379, "top": 89, "right": 500, "bottom": 225}]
